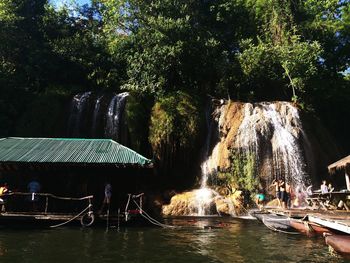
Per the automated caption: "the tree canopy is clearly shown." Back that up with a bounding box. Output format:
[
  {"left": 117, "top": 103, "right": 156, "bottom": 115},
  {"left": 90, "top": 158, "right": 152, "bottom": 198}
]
[{"left": 0, "top": 0, "right": 349, "bottom": 150}]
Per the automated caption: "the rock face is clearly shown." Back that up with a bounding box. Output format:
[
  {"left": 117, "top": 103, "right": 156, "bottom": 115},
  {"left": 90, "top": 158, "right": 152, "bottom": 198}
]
[
  {"left": 162, "top": 100, "right": 339, "bottom": 216},
  {"left": 217, "top": 101, "right": 310, "bottom": 190},
  {"left": 161, "top": 188, "right": 242, "bottom": 216}
]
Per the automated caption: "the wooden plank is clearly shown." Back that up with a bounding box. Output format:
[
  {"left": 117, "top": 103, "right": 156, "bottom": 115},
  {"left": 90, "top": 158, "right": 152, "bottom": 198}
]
[{"left": 308, "top": 215, "right": 350, "bottom": 234}]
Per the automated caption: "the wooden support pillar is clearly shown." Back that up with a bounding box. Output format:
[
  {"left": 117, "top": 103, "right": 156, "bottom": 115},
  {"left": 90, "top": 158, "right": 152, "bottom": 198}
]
[{"left": 45, "top": 196, "right": 49, "bottom": 214}]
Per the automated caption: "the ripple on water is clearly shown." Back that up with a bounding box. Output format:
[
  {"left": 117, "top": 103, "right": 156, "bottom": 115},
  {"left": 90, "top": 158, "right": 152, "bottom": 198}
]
[{"left": 0, "top": 219, "right": 347, "bottom": 263}]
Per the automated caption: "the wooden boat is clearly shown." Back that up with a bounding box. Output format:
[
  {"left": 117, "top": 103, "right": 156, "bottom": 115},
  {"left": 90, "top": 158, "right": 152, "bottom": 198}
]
[
  {"left": 252, "top": 211, "right": 298, "bottom": 233},
  {"left": 290, "top": 217, "right": 332, "bottom": 236},
  {"left": 325, "top": 234, "right": 350, "bottom": 256}
]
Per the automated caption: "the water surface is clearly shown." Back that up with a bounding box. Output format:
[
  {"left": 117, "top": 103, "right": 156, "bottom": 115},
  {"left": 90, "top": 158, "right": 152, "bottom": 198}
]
[{"left": 0, "top": 218, "right": 346, "bottom": 263}]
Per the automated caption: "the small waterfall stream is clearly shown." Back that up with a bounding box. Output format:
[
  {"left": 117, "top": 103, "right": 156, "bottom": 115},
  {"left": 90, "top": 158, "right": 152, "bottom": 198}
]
[
  {"left": 91, "top": 95, "right": 104, "bottom": 137},
  {"left": 67, "top": 92, "right": 92, "bottom": 137},
  {"left": 195, "top": 105, "right": 223, "bottom": 216},
  {"left": 104, "top": 92, "right": 129, "bottom": 141}
]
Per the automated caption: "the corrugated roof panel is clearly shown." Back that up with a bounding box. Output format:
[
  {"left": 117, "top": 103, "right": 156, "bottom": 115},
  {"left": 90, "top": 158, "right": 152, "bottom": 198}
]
[{"left": 0, "top": 137, "right": 152, "bottom": 166}]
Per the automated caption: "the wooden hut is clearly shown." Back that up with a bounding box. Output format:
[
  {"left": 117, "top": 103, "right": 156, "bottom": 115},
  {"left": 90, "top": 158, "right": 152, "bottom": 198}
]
[
  {"left": 0, "top": 137, "right": 153, "bottom": 227},
  {"left": 328, "top": 155, "right": 350, "bottom": 191}
]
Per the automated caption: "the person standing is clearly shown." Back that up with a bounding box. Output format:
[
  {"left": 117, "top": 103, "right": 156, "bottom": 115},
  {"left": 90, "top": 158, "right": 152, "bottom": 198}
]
[
  {"left": 279, "top": 180, "right": 286, "bottom": 209},
  {"left": 27, "top": 179, "right": 41, "bottom": 211},
  {"left": 100, "top": 183, "right": 112, "bottom": 214},
  {"left": 0, "top": 183, "right": 9, "bottom": 212},
  {"left": 270, "top": 179, "right": 281, "bottom": 207},
  {"left": 285, "top": 183, "right": 291, "bottom": 209},
  {"left": 321, "top": 180, "right": 328, "bottom": 194}
]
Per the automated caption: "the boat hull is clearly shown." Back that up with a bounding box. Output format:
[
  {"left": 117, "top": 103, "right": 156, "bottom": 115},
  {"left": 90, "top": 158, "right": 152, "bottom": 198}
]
[
  {"left": 252, "top": 211, "right": 297, "bottom": 233},
  {"left": 325, "top": 235, "right": 350, "bottom": 255},
  {"left": 290, "top": 219, "right": 331, "bottom": 236}
]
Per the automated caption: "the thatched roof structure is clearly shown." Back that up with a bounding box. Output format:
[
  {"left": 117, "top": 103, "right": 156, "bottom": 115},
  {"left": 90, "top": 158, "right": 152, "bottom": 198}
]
[{"left": 328, "top": 155, "right": 350, "bottom": 174}]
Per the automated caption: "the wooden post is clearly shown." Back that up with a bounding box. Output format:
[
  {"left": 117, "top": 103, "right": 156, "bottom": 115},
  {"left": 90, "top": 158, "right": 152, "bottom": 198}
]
[
  {"left": 45, "top": 196, "right": 49, "bottom": 214},
  {"left": 140, "top": 196, "right": 143, "bottom": 214},
  {"left": 345, "top": 171, "right": 350, "bottom": 191}
]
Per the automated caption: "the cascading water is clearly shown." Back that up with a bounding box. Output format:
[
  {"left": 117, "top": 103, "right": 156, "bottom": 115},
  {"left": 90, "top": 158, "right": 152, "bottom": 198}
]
[
  {"left": 162, "top": 103, "right": 235, "bottom": 217},
  {"left": 67, "top": 92, "right": 129, "bottom": 143},
  {"left": 67, "top": 92, "right": 92, "bottom": 137},
  {"left": 162, "top": 100, "right": 312, "bottom": 216},
  {"left": 91, "top": 95, "right": 103, "bottom": 137},
  {"left": 194, "top": 104, "right": 222, "bottom": 216},
  {"left": 233, "top": 102, "right": 309, "bottom": 191},
  {"left": 267, "top": 103, "right": 307, "bottom": 188},
  {"left": 105, "top": 92, "right": 129, "bottom": 141}
]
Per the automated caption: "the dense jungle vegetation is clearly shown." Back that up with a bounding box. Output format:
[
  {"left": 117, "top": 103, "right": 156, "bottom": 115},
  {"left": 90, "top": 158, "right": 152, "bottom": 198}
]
[{"left": 1, "top": 0, "right": 350, "bottom": 158}]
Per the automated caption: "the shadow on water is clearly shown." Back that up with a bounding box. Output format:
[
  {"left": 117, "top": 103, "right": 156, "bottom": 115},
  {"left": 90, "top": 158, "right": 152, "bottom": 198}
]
[{"left": 0, "top": 218, "right": 347, "bottom": 263}]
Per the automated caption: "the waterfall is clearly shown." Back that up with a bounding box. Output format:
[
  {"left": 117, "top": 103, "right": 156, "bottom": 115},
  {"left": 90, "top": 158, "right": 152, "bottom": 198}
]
[
  {"left": 162, "top": 100, "right": 312, "bottom": 217},
  {"left": 104, "top": 92, "right": 129, "bottom": 141},
  {"left": 199, "top": 105, "right": 221, "bottom": 188},
  {"left": 266, "top": 103, "right": 307, "bottom": 188},
  {"left": 67, "top": 92, "right": 129, "bottom": 142},
  {"left": 195, "top": 104, "right": 219, "bottom": 216},
  {"left": 91, "top": 95, "right": 103, "bottom": 137},
  {"left": 233, "top": 102, "right": 309, "bottom": 190},
  {"left": 194, "top": 103, "right": 235, "bottom": 216},
  {"left": 67, "top": 92, "right": 92, "bottom": 137}
]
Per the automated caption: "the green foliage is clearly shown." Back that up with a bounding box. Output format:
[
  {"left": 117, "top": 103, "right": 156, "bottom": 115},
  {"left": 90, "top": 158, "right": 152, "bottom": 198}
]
[
  {"left": 100, "top": 0, "right": 251, "bottom": 97},
  {"left": 230, "top": 151, "right": 259, "bottom": 193},
  {"left": 214, "top": 150, "right": 259, "bottom": 195},
  {"left": 125, "top": 93, "right": 152, "bottom": 154},
  {"left": 0, "top": 0, "right": 349, "bottom": 156},
  {"left": 238, "top": 36, "right": 321, "bottom": 98},
  {"left": 149, "top": 91, "right": 200, "bottom": 169},
  {"left": 15, "top": 91, "right": 69, "bottom": 137}
]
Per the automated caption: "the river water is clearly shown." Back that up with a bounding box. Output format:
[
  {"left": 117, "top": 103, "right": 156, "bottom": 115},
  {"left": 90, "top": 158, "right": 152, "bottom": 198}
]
[{"left": 0, "top": 218, "right": 346, "bottom": 263}]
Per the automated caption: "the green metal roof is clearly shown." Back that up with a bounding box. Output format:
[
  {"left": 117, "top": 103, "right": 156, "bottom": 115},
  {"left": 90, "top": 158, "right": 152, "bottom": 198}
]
[{"left": 0, "top": 137, "right": 152, "bottom": 167}]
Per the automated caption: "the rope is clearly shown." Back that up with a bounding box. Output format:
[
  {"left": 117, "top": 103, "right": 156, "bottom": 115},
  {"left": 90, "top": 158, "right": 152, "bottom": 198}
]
[
  {"left": 5, "top": 192, "right": 93, "bottom": 201},
  {"left": 262, "top": 218, "right": 300, "bottom": 235},
  {"left": 131, "top": 199, "right": 176, "bottom": 229},
  {"left": 132, "top": 200, "right": 173, "bottom": 228},
  {"left": 50, "top": 204, "right": 92, "bottom": 228}
]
